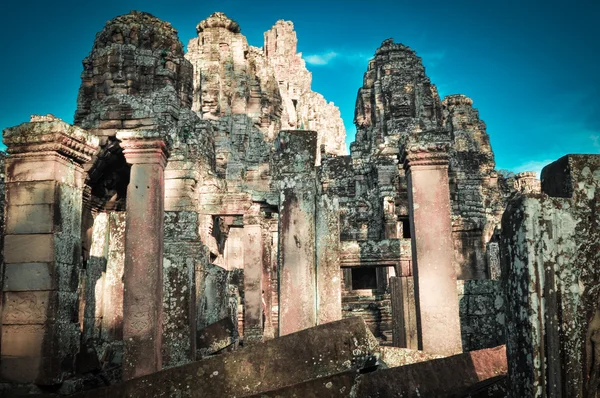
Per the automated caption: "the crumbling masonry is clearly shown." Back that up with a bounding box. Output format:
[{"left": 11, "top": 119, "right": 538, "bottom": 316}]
[{"left": 0, "top": 10, "right": 595, "bottom": 398}]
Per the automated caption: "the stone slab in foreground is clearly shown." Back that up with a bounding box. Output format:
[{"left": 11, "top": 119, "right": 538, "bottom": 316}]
[
  {"left": 250, "top": 345, "right": 507, "bottom": 397},
  {"left": 71, "top": 317, "right": 379, "bottom": 398}
]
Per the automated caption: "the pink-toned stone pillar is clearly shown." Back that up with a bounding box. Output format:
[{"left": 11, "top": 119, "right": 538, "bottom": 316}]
[
  {"left": 403, "top": 143, "right": 462, "bottom": 355},
  {"left": 316, "top": 194, "right": 342, "bottom": 324},
  {"left": 116, "top": 130, "right": 168, "bottom": 380},
  {"left": 274, "top": 130, "right": 318, "bottom": 336},
  {"left": 243, "top": 204, "right": 264, "bottom": 344},
  {"left": 1, "top": 116, "right": 99, "bottom": 384}
]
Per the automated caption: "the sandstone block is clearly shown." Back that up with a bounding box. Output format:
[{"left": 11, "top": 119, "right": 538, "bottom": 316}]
[
  {"left": 72, "top": 317, "right": 379, "bottom": 398},
  {"left": 252, "top": 345, "right": 507, "bottom": 397},
  {"left": 5, "top": 203, "right": 55, "bottom": 234},
  {"left": 196, "top": 317, "right": 237, "bottom": 358},
  {"left": 4, "top": 234, "right": 54, "bottom": 263},
  {"left": 3, "top": 263, "right": 54, "bottom": 291},
  {"left": 6, "top": 181, "right": 56, "bottom": 205}
]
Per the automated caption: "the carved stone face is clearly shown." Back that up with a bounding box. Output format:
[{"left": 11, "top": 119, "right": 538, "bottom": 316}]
[
  {"left": 389, "top": 91, "right": 414, "bottom": 118},
  {"left": 201, "top": 88, "right": 219, "bottom": 117},
  {"left": 74, "top": 11, "right": 191, "bottom": 127}
]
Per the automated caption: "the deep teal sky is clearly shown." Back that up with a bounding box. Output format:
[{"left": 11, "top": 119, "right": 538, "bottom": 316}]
[{"left": 1, "top": 0, "right": 598, "bottom": 175}]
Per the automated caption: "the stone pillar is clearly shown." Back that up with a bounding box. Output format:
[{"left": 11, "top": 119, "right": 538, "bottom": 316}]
[
  {"left": 274, "top": 130, "right": 318, "bottom": 336},
  {"left": 162, "top": 211, "right": 203, "bottom": 368},
  {"left": 116, "top": 130, "right": 168, "bottom": 380},
  {"left": 316, "top": 194, "right": 342, "bottom": 324},
  {"left": 1, "top": 116, "right": 98, "bottom": 384},
  {"left": 262, "top": 218, "right": 275, "bottom": 339},
  {"left": 243, "top": 205, "right": 264, "bottom": 344},
  {"left": 390, "top": 276, "right": 418, "bottom": 349},
  {"left": 403, "top": 143, "right": 462, "bottom": 355}
]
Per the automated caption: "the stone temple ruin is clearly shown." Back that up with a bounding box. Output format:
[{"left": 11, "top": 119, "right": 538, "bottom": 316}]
[{"left": 0, "top": 10, "right": 598, "bottom": 397}]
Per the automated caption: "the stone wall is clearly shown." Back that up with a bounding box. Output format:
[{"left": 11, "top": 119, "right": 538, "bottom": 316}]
[
  {"left": 185, "top": 13, "right": 346, "bottom": 165},
  {"left": 458, "top": 280, "right": 505, "bottom": 352},
  {"left": 501, "top": 155, "right": 600, "bottom": 397}
]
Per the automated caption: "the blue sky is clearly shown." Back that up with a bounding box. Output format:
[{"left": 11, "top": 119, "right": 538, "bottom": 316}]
[{"left": 1, "top": 0, "right": 598, "bottom": 176}]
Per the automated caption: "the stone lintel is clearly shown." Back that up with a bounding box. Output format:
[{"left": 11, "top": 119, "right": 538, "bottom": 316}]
[
  {"left": 3, "top": 116, "right": 99, "bottom": 164},
  {"left": 116, "top": 130, "right": 169, "bottom": 167},
  {"left": 5, "top": 152, "right": 86, "bottom": 187},
  {"left": 339, "top": 239, "right": 404, "bottom": 267}
]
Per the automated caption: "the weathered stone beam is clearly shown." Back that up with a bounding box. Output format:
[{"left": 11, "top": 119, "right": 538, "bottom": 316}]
[
  {"left": 251, "top": 345, "right": 507, "bottom": 397},
  {"left": 71, "top": 317, "right": 379, "bottom": 398},
  {"left": 196, "top": 317, "right": 237, "bottom": 358}
]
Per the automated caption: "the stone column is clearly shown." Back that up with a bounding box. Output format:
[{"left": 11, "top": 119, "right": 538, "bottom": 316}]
[
  {"left": 262, "top": 218, "right": 275, "bottom": 339},
  {"left": 403, "top": 143, "right": 462, "bottom": 355},
  {"left": 243, "top": 205, "right": 264, "bottom": 344},
  {"left": 116, "top": 130, "right": 168, "bottom": 380},
  {"left": 162, "top": 211, "right": 203, "bottom": 368},
  {"left": 274, "top": 130, "right": 318, "bottom": 336},
  {"left": 390, "top": 276, "right": 418, "bottom": 349},
  {"left": 1, "top": 116, "right": 98, "bottom": 384},
  {"left": 316, "top": 194, "right": 342, "bottom": 324}
]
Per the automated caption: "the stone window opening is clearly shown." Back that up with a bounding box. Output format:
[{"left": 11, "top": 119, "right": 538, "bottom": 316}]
[
  {"left": 400, "top": 217, "right": 411, "bottom": 239},
  {"left": 86, "top": 137, "right": 131, "bottom": 211},
  {"left": 351, "top": 267, "right": 378, "bottom": 290}
]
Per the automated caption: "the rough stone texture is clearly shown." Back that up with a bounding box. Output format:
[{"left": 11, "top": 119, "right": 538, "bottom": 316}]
[
  {"left": 185, "top": 13, "right": 346, "bottom": 162},
  {"left": 0, "top": 10, "right": 534, "bottom": 395},
  {"left": 403, "top": 143, "right": 463, "bottom": 355},
  {"left": 443, "top": 94, "right": 503, "bottom": 280},
  {"left": 72, "top": 317, "right": 379, "bottom": 398},
  {"left": 77, "top": 11, "right": 215, "bottom": 213},
  {"left": 379, "top": 346, "right": 443, "bottom": 367},
  {"left": 197, "top": 262, "right": 240, "bottom": 341},
  {"left": 274, "top": 130, "right": 318, "bottom": 335},
  {"left": 243, "top": 209, "right": 264, "bottom": 344},
  {"left": 501, "top": 154, "right": 600, "bottom": 398},
  {"left": 251, "top": 345, "right": 507, "bottom": 397},
  {"left": 390, "top": 276, "right": 418, "bottom": 349},
  {"left": 458, "top": 280, "right": 505, "bottom": 352},
  {"left": 81, "top": 211, "right": 126, "bottom": 374},
  {"left": 162, "top": 211, "right": 204, "bottom": 368},
  {"left": 315, "top": 194, "right": 342, "bottom": 324},
  {"left": 348, "top": 39, "right": 509, "bottom": 282},
  {"left": 1, "top": 116, "right": 99, "bottom": 385},
  {"left": 196, "top": 317, "right": 237, "bottom": 358},
  {"left": 74, "top": 11, "right": 192, "bottom": 141},
  {"left": 117, "top": 130, "right": 168, "bottom": 380}
]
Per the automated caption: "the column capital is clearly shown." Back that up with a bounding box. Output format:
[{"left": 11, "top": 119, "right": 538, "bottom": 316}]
[
  {"left": 3, "top": 115, "right": 99, "bottom": 164},
  {"left": 116, "top": 130, "right": 169, "bottom": 168},
  {"left": 402, "top": 142, "right": 450, "bottom": 170}
]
